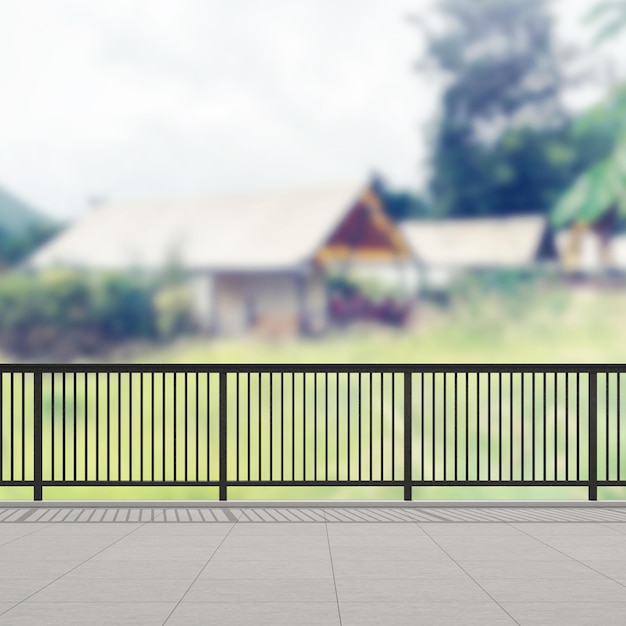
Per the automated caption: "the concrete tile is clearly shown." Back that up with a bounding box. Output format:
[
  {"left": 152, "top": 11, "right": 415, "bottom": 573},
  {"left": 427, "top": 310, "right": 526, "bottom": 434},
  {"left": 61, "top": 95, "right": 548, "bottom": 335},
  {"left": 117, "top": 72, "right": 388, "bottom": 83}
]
[
  {"left": 134, "top": 523, "right": 233, "bottom": 536},
  {"left": 0, "top": 606, "right": 15, "bottom": 618},
  {"left": 433, "top": 543, "right": 559, "bottom": 561},
  {"left": 581, "top": 559, "right": 626, "bottom": 581},
  {"left": 420, "top": 523, "right": 527, "bottom": 537},
  {"left": 167, "top": 601, "right": 341, "bottom": 625},
  {"left": 331, "top": 553, "right": 456, "bottom": 579},
  {"left": 478, "top": 575, "right": 626, "bottom": 602},
  {"left": 335, "top": 543, "right": 449, "bottom": 559},
  {"left": 201, "top": 557, "right": 334, "bottom": 579},
  {"left": 0, "top": 601, "right": 175, "bottom": 626},
  {"left": 217, "top": 545, "right": 327, "bottom": 561},
  {"left": 538, "top": 535, "right": 626, "bottom": 550},
  {"left": 600, "top": 523, "right": 626, "bottom": 534},
  {"left": 71, "top": 559, "right": 205, "bottom": 580},
  {"left": 459, "top": 558, "right": 594, "bottom": 579},
  {"left": 0, "top": 559, "right": 83, "bottom": 578},
  {"left": 185, "top": 577, "right": 337, "bottom": 602},
  {"left": 503, "top": 601, "right": 626, "bottom": 626},
  {"left": 94, "top": 545, "right": 213, "bottom": 562},
  {"left": 327, "top": 534, "right": 440, "bottom": 548},
  {"left": 0, "top": 526, "right": 47, "bottom": 543},
  {"left": 113, "top": 536, "right": 224, "bottom": 550},
  {"left": 229, "top": 523, "right": 328, "bottom": 536},
  {"left": 28, "top": 574, "right": 191, "bottom": 603},
  {"left": 550, "top": 544, "right": 626, "bottom": 561},
  {"left": 224, "top": 534, "right": 328, "bottom": 547},
  {"left": 0, "top": 578, "right": 56, "bottom": 603},
  {"left": 339, "top": 601, "right": 516, "bottom": 626},
  {"left": 326, "top": 523, "right": 425, "bottom": 536},
  {"left": 335, "top": 576, "right": 488, "bottom": 603},
  {"left": 513, "top": 523, "right": 625, "bottom": 537}
]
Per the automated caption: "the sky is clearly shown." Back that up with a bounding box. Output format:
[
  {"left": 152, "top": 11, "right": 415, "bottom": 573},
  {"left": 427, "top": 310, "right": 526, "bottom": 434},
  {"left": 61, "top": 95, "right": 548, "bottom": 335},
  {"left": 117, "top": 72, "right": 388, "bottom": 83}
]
[{"left": 0, "top": 0, "right": 623, "bottom": 220}]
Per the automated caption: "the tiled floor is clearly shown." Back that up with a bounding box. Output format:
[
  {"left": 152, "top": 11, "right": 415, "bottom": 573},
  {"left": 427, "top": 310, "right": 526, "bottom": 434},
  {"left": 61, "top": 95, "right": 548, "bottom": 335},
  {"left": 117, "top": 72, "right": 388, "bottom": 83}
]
[{"left": 1, "top": 506, "right": 626, "bottom": 625}]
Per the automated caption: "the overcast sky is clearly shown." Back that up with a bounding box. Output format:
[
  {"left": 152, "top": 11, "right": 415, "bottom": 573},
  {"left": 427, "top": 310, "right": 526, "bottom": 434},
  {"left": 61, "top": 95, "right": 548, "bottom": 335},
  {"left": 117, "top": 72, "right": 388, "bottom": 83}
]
[{"left": 0, "top": 0, "right": 622, "bottom": 220}]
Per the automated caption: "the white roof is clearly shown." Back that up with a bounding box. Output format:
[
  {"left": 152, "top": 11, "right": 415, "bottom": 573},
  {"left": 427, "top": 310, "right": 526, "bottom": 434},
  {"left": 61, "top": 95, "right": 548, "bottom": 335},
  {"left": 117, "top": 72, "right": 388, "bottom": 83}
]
[
  {"left": 27, "top": 185, "right": 362, "bottom": 272},
  {"left": 400, "top": 215, "right": 549, "bottom": 268}
]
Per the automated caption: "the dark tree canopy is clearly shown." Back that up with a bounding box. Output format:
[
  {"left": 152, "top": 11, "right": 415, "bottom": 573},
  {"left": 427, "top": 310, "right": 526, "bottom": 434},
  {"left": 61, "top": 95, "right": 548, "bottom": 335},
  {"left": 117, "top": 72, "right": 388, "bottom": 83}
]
[{"left": 418, "top": 0, "right": 604, "bottom": 219}]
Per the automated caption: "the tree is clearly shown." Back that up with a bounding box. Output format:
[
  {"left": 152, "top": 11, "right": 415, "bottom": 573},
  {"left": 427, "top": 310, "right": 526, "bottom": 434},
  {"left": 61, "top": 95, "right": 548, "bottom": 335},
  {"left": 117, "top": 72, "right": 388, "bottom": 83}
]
[
  {"left": 417, "top": 0, "right": 582, "bottom": 218},
  {"left": 551, "top": 2, "right": 626, "bottom": 230},
  {"left": 371, "top": 175, "right": 430, "bottom": 221}
]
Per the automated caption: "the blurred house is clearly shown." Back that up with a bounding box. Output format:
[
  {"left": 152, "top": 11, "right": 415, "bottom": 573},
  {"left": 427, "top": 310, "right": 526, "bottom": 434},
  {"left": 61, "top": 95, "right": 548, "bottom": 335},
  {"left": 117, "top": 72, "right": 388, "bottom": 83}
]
[
  {"left": 26, "top": 184, "right": 412, "bottom": 336},
  {"left": 400, "top": 215, "right": 555, "bottom": 290},
  {"left": 554, "top": 219, "right": 626, "bottom": 275}
]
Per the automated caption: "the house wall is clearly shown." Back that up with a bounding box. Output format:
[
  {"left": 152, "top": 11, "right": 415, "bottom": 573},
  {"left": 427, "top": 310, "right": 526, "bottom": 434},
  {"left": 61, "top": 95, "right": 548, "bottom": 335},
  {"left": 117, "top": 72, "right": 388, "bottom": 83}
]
[
  {"left": 187, "top": 273, "right": 215, "bottom": 333},
  {"left": 191, "top": 268, "right": 328, "bottom": 337},
  {"left": 214, "top": 274, "right": 249, "bottom": 335}
]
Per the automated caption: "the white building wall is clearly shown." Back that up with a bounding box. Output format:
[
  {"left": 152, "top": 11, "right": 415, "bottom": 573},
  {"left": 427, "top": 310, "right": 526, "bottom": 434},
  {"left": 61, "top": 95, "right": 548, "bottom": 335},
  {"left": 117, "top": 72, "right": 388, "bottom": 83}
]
[
  {"left": 189, "top": 269, "right": 329, "bottom": 336},
  {"left": 187, "top": 273, "right": 215, "bottom": 333}
]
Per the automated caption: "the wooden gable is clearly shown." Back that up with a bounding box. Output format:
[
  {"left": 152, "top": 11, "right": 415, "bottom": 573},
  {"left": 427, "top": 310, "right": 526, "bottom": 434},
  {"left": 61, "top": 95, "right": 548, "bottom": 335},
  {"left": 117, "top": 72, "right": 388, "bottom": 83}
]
[{"left": 315, "top": 190, "right": 412, "bottom": 264}]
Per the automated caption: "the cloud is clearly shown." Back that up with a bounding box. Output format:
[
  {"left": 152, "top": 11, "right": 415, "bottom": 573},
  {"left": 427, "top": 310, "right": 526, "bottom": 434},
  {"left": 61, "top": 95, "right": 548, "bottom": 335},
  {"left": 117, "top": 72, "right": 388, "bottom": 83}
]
[{"left": 0, "top": 0, "right": 620, "bottom": 219}]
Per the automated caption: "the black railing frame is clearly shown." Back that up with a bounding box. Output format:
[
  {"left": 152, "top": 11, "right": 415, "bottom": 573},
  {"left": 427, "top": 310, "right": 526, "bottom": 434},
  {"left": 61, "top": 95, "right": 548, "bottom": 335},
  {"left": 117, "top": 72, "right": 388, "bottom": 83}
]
[{"left": 0, "top": 364, "right": 619, "bottom": 502}]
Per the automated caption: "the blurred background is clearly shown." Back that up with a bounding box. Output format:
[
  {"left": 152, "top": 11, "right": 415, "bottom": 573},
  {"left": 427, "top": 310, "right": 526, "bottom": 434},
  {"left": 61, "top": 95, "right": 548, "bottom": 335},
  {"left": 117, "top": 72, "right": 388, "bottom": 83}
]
[
  {"left": 1, "top": 0, "right": 626, "bottom": 499},
  {"left": 0, "top": 0, "right": 625, "bottom": 364}
]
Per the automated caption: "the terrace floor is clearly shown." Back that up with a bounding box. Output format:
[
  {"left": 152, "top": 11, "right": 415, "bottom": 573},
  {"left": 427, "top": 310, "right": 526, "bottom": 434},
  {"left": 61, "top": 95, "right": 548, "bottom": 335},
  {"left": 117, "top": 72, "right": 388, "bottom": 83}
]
[{"left": 1, "top": 502, "right": 626, "bottom": 625}]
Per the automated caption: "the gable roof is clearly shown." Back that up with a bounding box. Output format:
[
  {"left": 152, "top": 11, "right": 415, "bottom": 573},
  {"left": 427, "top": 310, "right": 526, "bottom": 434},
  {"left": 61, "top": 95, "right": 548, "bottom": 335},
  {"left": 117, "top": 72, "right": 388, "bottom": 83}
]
[
  {"left": 400, "top": 215, "right": 551, "bottom": 269},
  {"left": 26, "top": 184, "right": 370, "bottom": 273}
]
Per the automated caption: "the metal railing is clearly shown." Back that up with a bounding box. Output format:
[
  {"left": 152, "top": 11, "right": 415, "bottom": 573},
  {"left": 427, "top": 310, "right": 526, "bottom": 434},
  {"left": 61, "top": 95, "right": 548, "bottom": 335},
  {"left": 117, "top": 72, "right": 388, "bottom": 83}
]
[{"left": 0, "top": 365, "right": 623, "bottom": 501}]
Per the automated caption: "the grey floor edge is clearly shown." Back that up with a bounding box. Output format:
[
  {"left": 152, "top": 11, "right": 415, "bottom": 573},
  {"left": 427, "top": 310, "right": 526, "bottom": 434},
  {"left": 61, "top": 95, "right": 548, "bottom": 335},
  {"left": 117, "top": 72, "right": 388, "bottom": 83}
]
[{"left": 1, "top": 500, "right": 625, "bottom": 508}]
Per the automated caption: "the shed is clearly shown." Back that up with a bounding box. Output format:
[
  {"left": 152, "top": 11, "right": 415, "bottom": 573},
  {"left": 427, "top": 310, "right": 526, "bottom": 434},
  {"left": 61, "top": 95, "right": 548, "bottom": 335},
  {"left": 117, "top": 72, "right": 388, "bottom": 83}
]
[
  {"left": 400, "top": 215, "right": 555, "bottom": 289},
  {"left": 26, "top": 183, "right": 412, "bottom": 336}
]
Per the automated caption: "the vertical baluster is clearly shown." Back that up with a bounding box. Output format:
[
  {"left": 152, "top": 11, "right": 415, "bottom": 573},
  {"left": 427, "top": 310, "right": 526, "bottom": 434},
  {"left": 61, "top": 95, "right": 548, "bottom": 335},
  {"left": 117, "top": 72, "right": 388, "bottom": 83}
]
[
  {"left": 487, "top": 373, "right": 491, "bottom": 482},
  {"left": 270, "top": 373, "right": 273, "bottom": 482},
  {"left": 531, "top": 373, "right": 534, "bottom": 482},
  {"left": 369, "top": 371, "right": 372, "bottom": 482},
  {"left": 443, "top": 373, "right": 447, "bottom": 481}
]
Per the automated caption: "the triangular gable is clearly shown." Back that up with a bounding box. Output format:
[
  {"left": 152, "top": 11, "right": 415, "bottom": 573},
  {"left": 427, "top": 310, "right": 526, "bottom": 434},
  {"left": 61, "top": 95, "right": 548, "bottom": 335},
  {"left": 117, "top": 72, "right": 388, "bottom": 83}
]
[{"left": 315, "top": 190, "right": 412, "bottom": 264}]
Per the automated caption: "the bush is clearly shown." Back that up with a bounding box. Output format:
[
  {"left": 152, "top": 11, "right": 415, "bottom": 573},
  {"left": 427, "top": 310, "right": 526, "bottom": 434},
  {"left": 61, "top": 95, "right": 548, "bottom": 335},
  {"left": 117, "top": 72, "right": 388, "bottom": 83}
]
[
  {"left": 0, "top": 269, "right": 182, "bottom": 358},
  {"left": 153, "top": 284, "right": 196, "bottom": 339}
]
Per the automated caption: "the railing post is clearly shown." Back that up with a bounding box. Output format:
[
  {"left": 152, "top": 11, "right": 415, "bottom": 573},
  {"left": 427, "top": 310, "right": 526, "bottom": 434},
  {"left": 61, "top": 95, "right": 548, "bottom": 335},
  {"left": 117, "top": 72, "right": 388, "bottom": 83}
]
[
  {"left": 219, "top": 372, "right": 227, "bottom": 501},
  {"left": 404, "top": 371, "right": 412, "bottom": 501},
  {"left": 33, "top": 372, "right": 43, "bottom": 502},
  {"left": 588, "top": 371, "right": 597, "bottom": 501}
]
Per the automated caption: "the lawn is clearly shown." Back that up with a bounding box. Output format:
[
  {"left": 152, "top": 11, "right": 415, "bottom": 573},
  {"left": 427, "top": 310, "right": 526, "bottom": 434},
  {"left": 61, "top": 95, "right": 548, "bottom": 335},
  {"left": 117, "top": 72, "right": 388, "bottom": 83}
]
[{"left": 2, "top": 285, "right": 626, "bottom": 501}]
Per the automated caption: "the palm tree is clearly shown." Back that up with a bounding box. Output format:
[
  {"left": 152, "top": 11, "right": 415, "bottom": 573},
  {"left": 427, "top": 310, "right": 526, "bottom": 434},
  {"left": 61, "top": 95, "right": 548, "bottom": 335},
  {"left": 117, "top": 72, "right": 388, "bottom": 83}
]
[{"left": 551, "top": 1, "right": 626, "bottom": 240}]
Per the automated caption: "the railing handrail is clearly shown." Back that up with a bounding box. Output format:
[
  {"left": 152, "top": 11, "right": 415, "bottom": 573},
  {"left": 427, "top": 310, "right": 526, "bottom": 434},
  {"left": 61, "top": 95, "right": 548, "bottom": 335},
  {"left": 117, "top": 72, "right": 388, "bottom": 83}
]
[{"left": 0, "top": 364, "right": 625, "bottom": 373}]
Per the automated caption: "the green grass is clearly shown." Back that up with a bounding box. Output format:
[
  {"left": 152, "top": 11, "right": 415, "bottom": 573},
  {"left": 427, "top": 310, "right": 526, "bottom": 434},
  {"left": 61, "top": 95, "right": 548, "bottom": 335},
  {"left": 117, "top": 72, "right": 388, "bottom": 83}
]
[{"left": 2, "top": 287, "right": 626, "bottom": 501}]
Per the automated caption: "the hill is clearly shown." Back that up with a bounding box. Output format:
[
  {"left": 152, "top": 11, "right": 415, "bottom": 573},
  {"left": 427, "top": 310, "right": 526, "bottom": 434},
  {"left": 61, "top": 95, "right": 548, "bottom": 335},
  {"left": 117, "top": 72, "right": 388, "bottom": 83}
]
[{"left": 0, "top": 184, "right": 54, "bottom": 235}]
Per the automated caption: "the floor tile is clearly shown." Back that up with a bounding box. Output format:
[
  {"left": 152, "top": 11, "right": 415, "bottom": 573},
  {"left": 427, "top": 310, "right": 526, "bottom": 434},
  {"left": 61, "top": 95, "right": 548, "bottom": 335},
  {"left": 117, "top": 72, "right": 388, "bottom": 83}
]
[
  {"left": 0, "top": 601, "right": 175, "bottom": 626},
  {"left": 184, "top": 577, "right": 337, "bottom": 603},
  {"left": 167, "top": 601, "right": 341, "bottom": 625},
  {"left": 503, "top": 601, "right": 626, "bottom": 626},
  {"left": 339, "top": 601, "right": 516, "bottom": 626}
]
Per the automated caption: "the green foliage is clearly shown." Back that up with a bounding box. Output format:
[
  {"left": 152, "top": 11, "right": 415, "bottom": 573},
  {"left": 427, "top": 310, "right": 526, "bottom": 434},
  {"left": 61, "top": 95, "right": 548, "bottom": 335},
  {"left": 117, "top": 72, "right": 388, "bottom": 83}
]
[
  {"left": 447, "top": 267, "right": 562, "bottom": 324},
  {"left": 153, "top": 284, "right": 195, "bottom": 339},
  {"left": 371, "top": 176, "right": 432, "bottom": 220},
  {"left": 0, "top": 269, "right": 197, "bottom": 358},
  {"left": 420, "top": 0, "right": 585, "bottom": 218},
  {"left": 587, "top": 0, "right": 626, "bottom": 44},
  {"left": 550, "top": 10, "right": 626, "bottom": 228}
]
